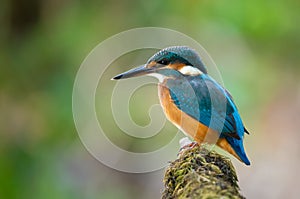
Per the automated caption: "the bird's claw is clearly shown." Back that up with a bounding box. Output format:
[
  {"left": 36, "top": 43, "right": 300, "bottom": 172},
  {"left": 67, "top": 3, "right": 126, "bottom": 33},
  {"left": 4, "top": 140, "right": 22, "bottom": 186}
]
[
  {"left": 180, "top": 141, "right": 199, "bottom": 151},
  {"left": 178, "top": 137, "right": 199, "bottom": 155}
]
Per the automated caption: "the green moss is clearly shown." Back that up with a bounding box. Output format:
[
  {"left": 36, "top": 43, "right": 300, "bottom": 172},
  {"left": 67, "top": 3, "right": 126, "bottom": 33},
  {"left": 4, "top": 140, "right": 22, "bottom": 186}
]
[{"left": 162, "top": 144, "right": 245, "bottom": 199}]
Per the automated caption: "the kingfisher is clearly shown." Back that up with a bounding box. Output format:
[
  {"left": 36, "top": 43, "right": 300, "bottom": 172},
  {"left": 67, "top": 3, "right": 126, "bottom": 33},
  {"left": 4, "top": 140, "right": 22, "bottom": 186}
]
[{"left": 112, "top": 46, "right": 250, "bottom": 165}]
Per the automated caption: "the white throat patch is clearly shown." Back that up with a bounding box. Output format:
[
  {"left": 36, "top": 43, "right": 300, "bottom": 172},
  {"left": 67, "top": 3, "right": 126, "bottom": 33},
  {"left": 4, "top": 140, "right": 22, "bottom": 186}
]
[
  {"left": 147, "top": 73, "right": 165, "bottom": 83},
  {"left": 179, "top": 65, "right": 202, "bottom": 76}
]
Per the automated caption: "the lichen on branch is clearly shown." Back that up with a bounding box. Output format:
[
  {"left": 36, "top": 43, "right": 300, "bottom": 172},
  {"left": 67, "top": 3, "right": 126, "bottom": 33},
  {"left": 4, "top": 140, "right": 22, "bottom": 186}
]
[{"left": 162, "top": 144, "right": 245, "bottom": 199}]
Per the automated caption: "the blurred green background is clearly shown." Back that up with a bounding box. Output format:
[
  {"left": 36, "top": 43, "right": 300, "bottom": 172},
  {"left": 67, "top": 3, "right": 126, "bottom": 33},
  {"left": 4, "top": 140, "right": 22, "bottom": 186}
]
[{"left": 1, "top": 0, "right": 300, "bottom": 198}]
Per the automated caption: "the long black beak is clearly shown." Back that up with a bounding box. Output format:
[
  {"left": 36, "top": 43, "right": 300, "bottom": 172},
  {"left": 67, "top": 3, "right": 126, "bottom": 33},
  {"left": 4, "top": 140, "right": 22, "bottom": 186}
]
[{"left": 112, "top": 65, "right": 154, "bottom": 80}]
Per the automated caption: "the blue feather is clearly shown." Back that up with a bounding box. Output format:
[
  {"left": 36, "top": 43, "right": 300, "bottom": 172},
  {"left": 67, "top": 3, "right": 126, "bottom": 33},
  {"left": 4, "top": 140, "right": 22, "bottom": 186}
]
[{"left": 166, "top": 74, "right": 250, "bottom": 165}]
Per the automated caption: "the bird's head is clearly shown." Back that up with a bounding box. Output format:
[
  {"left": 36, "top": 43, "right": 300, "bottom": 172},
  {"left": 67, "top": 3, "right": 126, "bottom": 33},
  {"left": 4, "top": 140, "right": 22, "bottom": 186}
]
[{"left": 112, "top": 46, "right": 207, "bottom": 81}]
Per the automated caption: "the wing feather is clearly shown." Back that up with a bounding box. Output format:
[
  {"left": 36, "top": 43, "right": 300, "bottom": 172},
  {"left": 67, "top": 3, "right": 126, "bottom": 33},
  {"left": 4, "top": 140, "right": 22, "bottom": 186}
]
[{"left": 167, "top": 74, "right": 243, "bottom": 139}]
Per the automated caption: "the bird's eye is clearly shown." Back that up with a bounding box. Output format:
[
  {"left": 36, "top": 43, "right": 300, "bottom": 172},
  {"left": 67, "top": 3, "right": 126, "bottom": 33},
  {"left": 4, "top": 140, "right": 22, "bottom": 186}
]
[{"left": 157, "top": 59, "right": 169, "bottom": 65}]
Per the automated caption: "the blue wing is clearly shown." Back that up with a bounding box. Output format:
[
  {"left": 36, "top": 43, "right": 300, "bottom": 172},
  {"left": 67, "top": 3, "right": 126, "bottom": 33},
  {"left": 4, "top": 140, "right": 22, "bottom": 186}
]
[
  {"left": 165, "top": 74, "right": 250, "bottom": 165},
  {"left": 166, "top": 74, "right": 244, "bottom": 139}
]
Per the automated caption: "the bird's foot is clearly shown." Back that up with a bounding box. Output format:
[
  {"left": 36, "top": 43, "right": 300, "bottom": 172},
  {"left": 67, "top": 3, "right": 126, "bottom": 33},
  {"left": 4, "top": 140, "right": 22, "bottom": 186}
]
[{"left": 178, "top": 137, "right": 199, "bottom": 154}]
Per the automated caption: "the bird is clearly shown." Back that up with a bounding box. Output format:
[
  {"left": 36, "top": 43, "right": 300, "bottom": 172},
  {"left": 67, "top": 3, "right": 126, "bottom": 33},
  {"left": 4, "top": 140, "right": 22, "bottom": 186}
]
[{"left": 112, "top": 46, "right": 250, "bottom": 165}]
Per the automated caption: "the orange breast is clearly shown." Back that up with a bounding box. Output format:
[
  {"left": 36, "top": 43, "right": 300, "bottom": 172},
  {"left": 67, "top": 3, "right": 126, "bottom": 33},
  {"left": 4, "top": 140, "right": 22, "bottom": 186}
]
[{"left": 158, "top": 83, "right": 219, "bottom": 144}]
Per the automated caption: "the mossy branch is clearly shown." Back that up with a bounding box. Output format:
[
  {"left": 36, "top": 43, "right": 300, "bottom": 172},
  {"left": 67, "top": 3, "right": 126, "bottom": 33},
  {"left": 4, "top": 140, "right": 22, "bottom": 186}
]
[{"left": 162, "top": 144, "right": 245, "bottom": 199}]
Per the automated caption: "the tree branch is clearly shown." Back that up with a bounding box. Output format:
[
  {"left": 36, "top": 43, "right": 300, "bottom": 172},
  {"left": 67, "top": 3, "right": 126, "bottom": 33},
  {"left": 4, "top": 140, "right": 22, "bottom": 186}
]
[{"left": 162, "top": 144, "right": 245, "bottom": 199}]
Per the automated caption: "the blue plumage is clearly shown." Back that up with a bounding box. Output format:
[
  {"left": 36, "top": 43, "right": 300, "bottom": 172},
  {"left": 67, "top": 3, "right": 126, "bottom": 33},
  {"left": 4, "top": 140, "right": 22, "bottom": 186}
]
[{"left": 167, "top": 74, "right": 250, "bottom": 165}]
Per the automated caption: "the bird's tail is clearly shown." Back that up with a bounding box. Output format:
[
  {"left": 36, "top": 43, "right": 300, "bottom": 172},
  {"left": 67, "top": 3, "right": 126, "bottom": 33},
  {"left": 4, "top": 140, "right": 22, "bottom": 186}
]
[{"left": 217, "top": 138, "right": 250, "bottom": 165}]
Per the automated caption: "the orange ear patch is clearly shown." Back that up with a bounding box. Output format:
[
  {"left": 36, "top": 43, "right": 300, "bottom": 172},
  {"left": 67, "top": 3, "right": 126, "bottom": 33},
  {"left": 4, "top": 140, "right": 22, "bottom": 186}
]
[
  {"left": 168, "top": 64, "right": 203, "bottom": 76},
  {"left": 167, "top": 63, "right": 186, "bottom": 70},
  {"left": 146, "top": 61, "right": 157, "bottom": 68}
]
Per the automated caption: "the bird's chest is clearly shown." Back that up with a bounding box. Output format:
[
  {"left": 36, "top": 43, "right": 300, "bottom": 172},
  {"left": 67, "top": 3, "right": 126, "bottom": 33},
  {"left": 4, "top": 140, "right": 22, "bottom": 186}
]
[
  {"left": 158, "top": 83, "right": 174, "bottom": 122},
  {"left": 157, "top": 80, "right": 219, "bottom": 143},
  {"left": 158, "top": 79, "right": 203, "bottom": 121},
  {"left": 157, "top": 79, "right": 199, "bottom": 123},
  {"left": 158, "top": 81, "right": 186, "bottom": 126}
]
